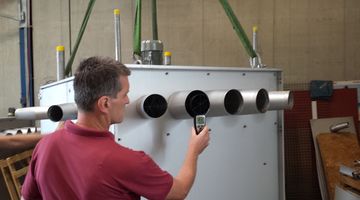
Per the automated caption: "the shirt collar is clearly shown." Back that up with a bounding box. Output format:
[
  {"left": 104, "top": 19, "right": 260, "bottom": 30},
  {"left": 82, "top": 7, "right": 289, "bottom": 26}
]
[{"left": 64, "top": 120, "right": 114, "bottom": 139}]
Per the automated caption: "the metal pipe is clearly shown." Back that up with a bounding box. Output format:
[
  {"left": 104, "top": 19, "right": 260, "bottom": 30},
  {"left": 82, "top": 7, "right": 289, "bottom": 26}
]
[
  {"left": 27, "top": 0, "right": 35, "bottom": 106},
  {"left": 15, "top": 106, "right": 49, "bottom": 120},
  {"left": 151, "top": 0, "right": 158, "bottom": 40},
  {"left": 267, "top": 91, "right": 294, "bottom": 110},
  {"left": 56, "top": 45, "right": 65, "bottom": 80},
  {"left": 252, "top": 26, "right": 257, "bottom": 52},
  {"left": 236, "top": 89, "right": 269, "bottom": 115},
  {"left": 19, "top": 27, "right": 27, "bottom": 107},
  {"left": 136, "top": 94, "right": 167, "bottom": 118},
  {"left": 330, "top": 122, "right": 350, "bottom": 133},
  {"left": 168, "top": 90, "right": 210, "bottom": 119},
  {"left": 47, "top": 103, "right": 78, "bottom": 122},
  {"left": 114, "top": 9, "right": 121, "bottom": 62},
  {"left": 206, "top": 89, "right": 243, "bottom": 117}
]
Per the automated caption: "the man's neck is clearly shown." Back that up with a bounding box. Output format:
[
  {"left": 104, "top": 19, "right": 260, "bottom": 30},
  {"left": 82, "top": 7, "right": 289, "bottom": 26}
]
[{"left": 76, "top": 111, "right": 110, "bottom": 131}]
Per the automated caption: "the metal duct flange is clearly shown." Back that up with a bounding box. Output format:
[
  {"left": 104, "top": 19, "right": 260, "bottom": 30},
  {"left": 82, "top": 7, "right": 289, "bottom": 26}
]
[
  {"left": 47, "top": 103, "right": 78, "bottom": 122},
  {"left": 15, "top": 106, "right": 49, "bottom": 120},
  {"left": 169, "top": 90, "right": 210, "bottom": 119},
  {"left": 237, "top": 88, "right": 269, "bottom": 115},
  {"left": 268, "top": 91, "right": 294, "bottom": 110},
  {"left": 206, "top": 89, "right": 243, "bottom": 117},
  {"left": 136, "top": 94, "right": 168, "bottom": 118}
]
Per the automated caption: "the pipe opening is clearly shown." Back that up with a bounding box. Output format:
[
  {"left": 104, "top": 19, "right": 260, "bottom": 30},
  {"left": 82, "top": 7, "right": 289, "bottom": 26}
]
[
  {"left": 256, "top": 89, "right": 269, "bottom": 113},
  {"left": 47, "top": 105, "right": 63, "bottom": 122},
  {"left": 142, "top": 94, "right": 167, "bottom": 118},
  {"left": 224, "top": 89, "right": 242, "bottom": 114},
  {"left": 287, "top": 91, "right": 294, "bottom": 109},
  {"left": 185, "top": 90, "right": 210, "bottom": 117}
]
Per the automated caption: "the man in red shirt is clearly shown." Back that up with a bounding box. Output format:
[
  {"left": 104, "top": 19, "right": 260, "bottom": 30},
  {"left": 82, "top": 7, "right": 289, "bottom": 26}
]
[{"left": 21, "top": 56, "right": 210, "bottom": 200}]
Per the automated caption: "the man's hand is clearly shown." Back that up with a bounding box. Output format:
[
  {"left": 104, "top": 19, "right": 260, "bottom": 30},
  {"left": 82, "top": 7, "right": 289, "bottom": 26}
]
[{"left": 189, "top": 126, "right": 210, "bottom": 155}]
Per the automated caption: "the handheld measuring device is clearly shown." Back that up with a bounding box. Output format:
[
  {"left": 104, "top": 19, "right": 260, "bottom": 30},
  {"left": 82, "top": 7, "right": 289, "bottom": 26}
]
[{"left": 194, "top": 115, "right": 206, "bottom": 135}]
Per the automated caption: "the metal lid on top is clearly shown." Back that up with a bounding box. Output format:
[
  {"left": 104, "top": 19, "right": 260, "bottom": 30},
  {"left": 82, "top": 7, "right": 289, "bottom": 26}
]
[{"left": 141, "top": 40, "right": 163, "bottom": 51}]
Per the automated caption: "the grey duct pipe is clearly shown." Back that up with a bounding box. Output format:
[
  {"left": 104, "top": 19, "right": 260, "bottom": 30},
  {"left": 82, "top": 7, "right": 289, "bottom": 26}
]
[
  {"left": 267, "top": 91, "right": 294, "bottom": 111},
  {"left": 206, "top": 89, "right": 243, "bottom": 117},
  {"left": 15, "top": 106, "right": 49, "bottom": 120},
  {"left": 236, "top": 88, "right": 269, "bottom": 115},
  {"left": 47, "top": 103, "right": 78, "bottom": 122},
  {"left": 136, "top": 94, "right": 167, "bottom": 118},
  {"left": 168, "top": 90, "right": 210, "bottom": 119},
  {"left": 329, "top": 122, "right": 350, "bottom": 133},
  {"left": 114, "top": 9, "right": 121, "bottom": 62}
]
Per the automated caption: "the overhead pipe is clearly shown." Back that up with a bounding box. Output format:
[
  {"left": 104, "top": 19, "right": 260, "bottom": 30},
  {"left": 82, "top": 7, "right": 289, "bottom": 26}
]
[
  {"left": 267, "top": 91, "right": 294, "bottom": 111},
  {"left": 15, "top": 106, "right": 49, "bottom": 120},
  {"left": 236, "top": 88, "right": 269, "bottom": 115},
  {"left": 168, "top": 90, "right": 210, "bottom": 119},
  {"left": 136, "top": 94, "right": 168, "bottom": 118},
  {"left": 47, "top": 103, "right": 78, "bottom": 122},
  {"left": 114, "top": 9, "right": 122, "bottom": 62},
  {"left": 206, "top": 89, "right": 243, "bottom": 117}
]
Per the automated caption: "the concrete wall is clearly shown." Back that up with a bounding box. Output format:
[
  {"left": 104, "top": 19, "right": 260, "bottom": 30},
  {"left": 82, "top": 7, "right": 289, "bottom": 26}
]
[
  {"left": 0, "top": 0, "right": 21, "bottom": 116},
  {"left": 0, "top": 0, "right": 360, "bottom": 115}
]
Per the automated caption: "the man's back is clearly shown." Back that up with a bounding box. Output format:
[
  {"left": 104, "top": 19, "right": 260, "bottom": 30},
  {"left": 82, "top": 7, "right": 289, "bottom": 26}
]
[{"left": 22, "top": 121, "right": 172, "bottom": 200}]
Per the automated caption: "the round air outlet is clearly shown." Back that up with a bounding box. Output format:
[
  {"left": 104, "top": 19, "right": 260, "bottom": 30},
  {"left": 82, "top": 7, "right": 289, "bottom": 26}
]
[
  {"left": 256, "top": 89, "right": 269, "bottom": 113},
  {"left": 47, "top": 105, "right": 63, "bottom": 122},
  {"left": 142, "top": 94, "right": 168, "bottom": 118},
  {"left": 224, "top": 89, "right": 243, "bottom": 114},
  {"left": 185, "top": 90, "right": 210, "bottom": 117}
]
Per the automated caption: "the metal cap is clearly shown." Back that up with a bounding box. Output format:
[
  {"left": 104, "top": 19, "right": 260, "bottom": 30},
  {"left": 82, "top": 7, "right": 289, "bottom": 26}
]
[{"left": 141, "top": 40, "right": 163, "bottom": 51}]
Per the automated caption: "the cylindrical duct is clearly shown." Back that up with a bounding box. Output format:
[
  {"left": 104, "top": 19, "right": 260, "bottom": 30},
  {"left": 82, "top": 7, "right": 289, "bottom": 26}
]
[
  {"left": 236, "top": 88, "right": 269, "bottom": 115},
  {"left": 114, "top": 9, "right": 121, "bottom": 62},
  {"left": 267, "top": 91, "right": 294, "bottom": 110},
  {"left": 206, "top": 89, "right": 243, "bottom": 117},
  {"left": 15, "top": 106, "right": 49, "bottom": 120},
  {"left": 47, "top": 103, "right": 78, "bottom": 122},
  {"left": 136, "top": 94, "right": 167, "bottom": 118},
  {"left": 141, "top": 40, "right": 163, "bottom": 65},
  {"left": 56, "top": 45, "right": 65, "bottom": 81},
  {"left": 330, "top": 122, "right": 350, "bottom": 133},
  {"left": 169, "top": 90, "right": 210, "bottom": 119}
]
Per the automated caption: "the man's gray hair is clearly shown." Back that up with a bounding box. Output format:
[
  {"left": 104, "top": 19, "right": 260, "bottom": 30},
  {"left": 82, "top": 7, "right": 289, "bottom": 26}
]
[{"left": 74, "top": 56, "right": 131, "bottom": 112}]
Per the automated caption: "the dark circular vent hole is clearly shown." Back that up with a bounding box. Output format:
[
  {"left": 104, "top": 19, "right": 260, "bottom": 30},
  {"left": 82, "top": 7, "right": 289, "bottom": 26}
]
[
  {"left": 256, "top": 89, "right": 269, "bottom": 113},
  {"left": 47, "top": 105, "right": 63, "bottom": 122},
  {"left": 185, "top": 90, "right": 210, "bottom": 117},
  {"left": 224, "top": 89, "right": 242, "bottom": 114},
  {"left": 143, "top": 94, "right": 168, "bottom": 118}
]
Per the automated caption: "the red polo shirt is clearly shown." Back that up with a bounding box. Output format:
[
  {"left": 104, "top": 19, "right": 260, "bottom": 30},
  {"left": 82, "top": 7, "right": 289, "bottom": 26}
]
[{"left": 22, "top": 121, "right": 173, "bottom": 200}]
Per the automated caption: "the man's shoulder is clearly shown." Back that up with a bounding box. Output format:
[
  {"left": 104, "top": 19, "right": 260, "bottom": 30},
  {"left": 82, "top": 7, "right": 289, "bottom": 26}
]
[{"left": 37, "top": 129, "right": 64, "bottom": 144}]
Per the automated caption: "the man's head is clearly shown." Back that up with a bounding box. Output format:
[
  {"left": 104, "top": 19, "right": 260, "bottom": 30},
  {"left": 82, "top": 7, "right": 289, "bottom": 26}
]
[{"left": 74, "top": 56, "right": 131, "bottom": 123}]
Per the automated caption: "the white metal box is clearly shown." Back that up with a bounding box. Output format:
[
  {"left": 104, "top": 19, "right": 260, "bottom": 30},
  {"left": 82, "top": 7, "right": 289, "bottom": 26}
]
[{"left": 39, "top": 65, "right": 284, "bottom": 200}]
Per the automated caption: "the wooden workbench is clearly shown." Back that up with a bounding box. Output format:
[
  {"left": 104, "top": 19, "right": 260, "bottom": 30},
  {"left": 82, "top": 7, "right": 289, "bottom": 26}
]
[{"left": 317, "top": 133, "right": 360, "bottom": 199}]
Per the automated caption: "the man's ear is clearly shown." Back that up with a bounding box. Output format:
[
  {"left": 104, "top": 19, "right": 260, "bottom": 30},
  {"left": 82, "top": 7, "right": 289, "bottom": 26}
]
[{"left": 97, "top": 96, "right": 110, "bottom": 113}]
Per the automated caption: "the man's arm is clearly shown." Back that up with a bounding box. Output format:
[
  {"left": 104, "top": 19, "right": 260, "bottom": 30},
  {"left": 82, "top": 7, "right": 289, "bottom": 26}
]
[{"left": 166, "top": 126, "right": 210, "bottom": 200}]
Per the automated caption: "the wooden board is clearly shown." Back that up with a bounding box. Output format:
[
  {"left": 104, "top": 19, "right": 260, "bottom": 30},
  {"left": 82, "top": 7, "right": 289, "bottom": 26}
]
[{"left": 317, "top": 133, "right": 360, "bottom": 200}]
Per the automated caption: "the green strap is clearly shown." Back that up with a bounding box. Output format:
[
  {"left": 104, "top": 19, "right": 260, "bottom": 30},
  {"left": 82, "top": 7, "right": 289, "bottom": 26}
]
[
  {"left": 219, "top": 0, "right": 257, "bottom": 58},
  {"left": 152, "top": 0, "right": 158, "bottom": 40},
  {"left": 133, "top": 0, "right": 142, "bottom": 56},
  {"left": 65, "top": 0, "right": 96, "bottom": 76}
]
